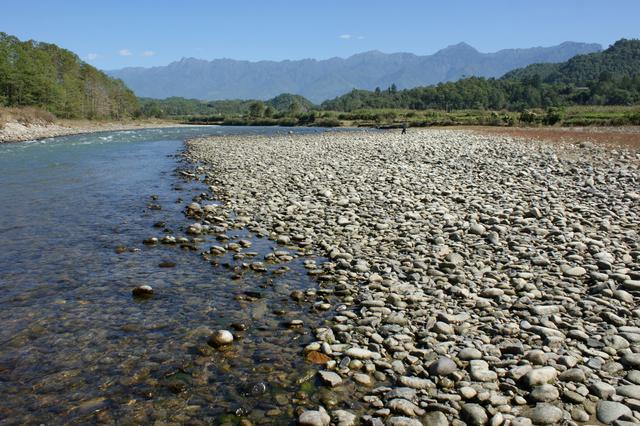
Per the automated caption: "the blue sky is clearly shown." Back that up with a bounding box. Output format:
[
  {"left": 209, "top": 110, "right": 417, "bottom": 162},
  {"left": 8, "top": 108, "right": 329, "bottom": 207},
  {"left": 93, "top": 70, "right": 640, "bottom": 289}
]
[{"left": 1, "top": 0, "right": 639, "bottom": 70}]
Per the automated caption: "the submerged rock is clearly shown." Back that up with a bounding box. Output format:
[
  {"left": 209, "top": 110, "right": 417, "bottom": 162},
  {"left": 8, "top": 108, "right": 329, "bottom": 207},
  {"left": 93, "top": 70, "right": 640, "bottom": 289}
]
[
  {"left": 299, "top": 406, "right": 330, "bottom": 426},
  {"left": 132, "top": 285, "right": 153, "bottom": 298},
  {"left": 207, "top": 330, "right": 234, "bottom": 347}
]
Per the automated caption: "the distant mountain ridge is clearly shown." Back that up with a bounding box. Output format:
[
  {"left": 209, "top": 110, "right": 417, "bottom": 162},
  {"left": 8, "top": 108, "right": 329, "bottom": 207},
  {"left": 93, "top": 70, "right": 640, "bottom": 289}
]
[{"left": 107, "top": 42, "right": 602, "bottom": 102}]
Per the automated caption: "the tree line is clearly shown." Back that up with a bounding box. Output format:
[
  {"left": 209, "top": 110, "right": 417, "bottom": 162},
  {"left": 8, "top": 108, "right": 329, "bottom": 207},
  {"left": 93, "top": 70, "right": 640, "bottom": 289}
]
[{"left": 139, "top": 93, "right": 314, "bottom": 118}]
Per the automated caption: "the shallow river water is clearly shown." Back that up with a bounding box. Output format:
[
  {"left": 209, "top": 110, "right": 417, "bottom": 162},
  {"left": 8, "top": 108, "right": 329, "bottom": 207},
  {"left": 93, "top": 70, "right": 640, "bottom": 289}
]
[{"left": 0, "top": 127, "right": 343, "bottom": 425}]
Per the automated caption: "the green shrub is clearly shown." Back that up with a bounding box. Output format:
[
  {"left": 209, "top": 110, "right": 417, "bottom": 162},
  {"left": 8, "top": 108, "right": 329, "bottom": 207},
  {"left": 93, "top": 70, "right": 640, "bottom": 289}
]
[
  {"left": 543, "top": 107, "right": 563, "bottom": 125},
  {"left": 519, "top": 110, "right": 539, "bottom": 124},
  {"left": 627, "top": 112, "right": 640, "bottom": 125},
  {"left": 314, "top": 118, "right": 341, "bottom": 127}
]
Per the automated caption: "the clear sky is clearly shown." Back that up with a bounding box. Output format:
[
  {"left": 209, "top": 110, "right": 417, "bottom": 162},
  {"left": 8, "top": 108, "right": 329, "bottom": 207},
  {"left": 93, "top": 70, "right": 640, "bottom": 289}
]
[{"left": 1, "top": 0, "right": 638, "bottom": 70}]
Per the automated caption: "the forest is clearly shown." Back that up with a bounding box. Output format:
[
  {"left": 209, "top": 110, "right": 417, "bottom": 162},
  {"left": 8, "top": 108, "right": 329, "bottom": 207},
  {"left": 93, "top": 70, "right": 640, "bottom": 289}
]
[{"left": 0, "top": 32, "right": 138, "bottom": 119}]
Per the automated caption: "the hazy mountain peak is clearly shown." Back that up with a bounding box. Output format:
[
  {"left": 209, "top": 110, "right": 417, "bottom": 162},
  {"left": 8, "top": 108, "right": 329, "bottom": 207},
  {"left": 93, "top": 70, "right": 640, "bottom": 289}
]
[
  {"left": 350, "top": 50, "right": 386, "bottom": 58},
  {"left": 438, "top": 42, "right": 479, "bottom": 54},
  {"left": 108, "top": 41, "right": 602, "bottom": 102}
]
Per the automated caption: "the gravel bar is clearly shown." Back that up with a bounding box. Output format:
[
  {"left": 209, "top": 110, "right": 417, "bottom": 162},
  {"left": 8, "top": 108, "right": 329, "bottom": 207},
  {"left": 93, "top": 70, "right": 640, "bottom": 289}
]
[{"left": 185, "top": 129, "right": 640, "bottom": 425}]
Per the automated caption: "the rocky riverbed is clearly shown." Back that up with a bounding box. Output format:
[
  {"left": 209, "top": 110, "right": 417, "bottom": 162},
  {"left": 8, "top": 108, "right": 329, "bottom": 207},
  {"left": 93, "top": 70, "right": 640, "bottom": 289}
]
[{"left": 184, "top": 129, "right": 640, "bottom": 425}]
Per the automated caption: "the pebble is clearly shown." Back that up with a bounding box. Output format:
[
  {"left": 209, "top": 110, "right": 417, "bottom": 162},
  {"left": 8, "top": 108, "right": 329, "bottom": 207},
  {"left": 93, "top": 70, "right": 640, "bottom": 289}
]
[
  {"left": 591, "top": 381, "right": 616, "bottom": 399},
  {"left": 422, "top": 411, "right": 449, "bottom": 426},
  {"left": 387, "top": 398, "right": 425, "bottom": 416},
  {"left": 616, "top": 384, "right": 640, "bottom": 399},
  {"left": 622, "top": 353, "right": 640, "bottom": 368},
  {"left": 429, "top": 356, "right": 457, "bottom": 376},
  {"left": 353, "top": 373, "right": 372, "bottom": 386},
  {"left": 332, "top": 410, "right": 356, "bottom": 426},
  {"left": 386, "top": 417, "right": 422, "bottom": 426},
  {"left": 398, "top": 376, "right": 433, "bottom": 390},
  {"left": 318, "top": 371, "right": 343, "bottom": 387},
  {"left": 563, "top": 266, "right": 587, "bottom": 277},
  {"left": 559, "top": 368, "right": 586, "bottom": 383},
  {"left": 306, "top": 351, "right": 331, "bottom": 365},
  {"left": 345, "top": 347, "right": 375, "bottom": 359},
  {"left": 461, "top": 403, "right": 488, "bottom": 425},
  {"left": 596, "top": 400, "right": 632, "bottom": 424},
  {"left": 525, "top": 367, "right": 558, "bottom": 387},
  {"left": 458, "top": 347, "right": 483, "bottom": 360},
  {"left": 529, "top": 384, "right": 559, "bottom": 402},
  {"left": 525, "top": 403, "right": 564, "bottom": 424},
  {"left": 299, "top": 406, "right": 331, "bottom": 426},
  {"left": 290, "top": 290, "right": 305, "bottom": 301}
]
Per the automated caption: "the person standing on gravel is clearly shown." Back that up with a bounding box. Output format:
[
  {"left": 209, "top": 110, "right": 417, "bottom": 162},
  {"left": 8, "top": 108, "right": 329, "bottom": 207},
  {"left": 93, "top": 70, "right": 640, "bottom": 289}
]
[{"left": 401, "top": 123, "right": 407, "bottom": 134}]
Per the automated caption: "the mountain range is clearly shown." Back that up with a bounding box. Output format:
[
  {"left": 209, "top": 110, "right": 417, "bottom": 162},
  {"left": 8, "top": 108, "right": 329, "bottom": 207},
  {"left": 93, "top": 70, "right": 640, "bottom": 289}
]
[{"left": 107, "top": 42, "right": 602, "bottom": 103}]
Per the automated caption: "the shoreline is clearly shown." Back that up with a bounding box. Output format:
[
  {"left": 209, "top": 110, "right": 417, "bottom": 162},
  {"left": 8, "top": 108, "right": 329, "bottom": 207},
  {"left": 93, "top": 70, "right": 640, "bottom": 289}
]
[
  {"left": 184, "top": 129, "right": 639, "bottom": 424},
  {"left": 0, "top": 119, "right": 195, "bottom": 144}
]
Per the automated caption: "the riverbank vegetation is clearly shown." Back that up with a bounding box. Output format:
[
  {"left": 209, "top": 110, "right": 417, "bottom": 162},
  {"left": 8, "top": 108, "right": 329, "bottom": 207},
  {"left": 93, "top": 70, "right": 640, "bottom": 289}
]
[{"left": 178, "top": 105, "right": 639, "bottom": 128}]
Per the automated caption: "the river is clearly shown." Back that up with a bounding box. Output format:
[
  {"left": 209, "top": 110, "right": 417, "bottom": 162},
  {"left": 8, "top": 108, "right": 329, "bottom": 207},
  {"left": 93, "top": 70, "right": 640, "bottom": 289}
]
[{"left": 0, "top": 127, "right": 337, "bottom": 425}]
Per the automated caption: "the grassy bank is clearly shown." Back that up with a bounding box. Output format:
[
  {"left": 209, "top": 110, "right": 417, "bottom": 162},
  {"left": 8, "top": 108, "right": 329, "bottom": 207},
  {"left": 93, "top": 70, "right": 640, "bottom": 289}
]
[{"left": 0, "top": 106, "right": 56, "bottom": 129}]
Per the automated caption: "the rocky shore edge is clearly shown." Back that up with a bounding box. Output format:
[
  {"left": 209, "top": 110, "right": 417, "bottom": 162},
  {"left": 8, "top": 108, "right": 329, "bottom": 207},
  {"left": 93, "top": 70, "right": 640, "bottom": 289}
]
[
  {"left": 183, "top": 129, "right": 639, "bottom": 425},
  {"left": 0, "top": 120, "right": 188, "bottom": 143}
]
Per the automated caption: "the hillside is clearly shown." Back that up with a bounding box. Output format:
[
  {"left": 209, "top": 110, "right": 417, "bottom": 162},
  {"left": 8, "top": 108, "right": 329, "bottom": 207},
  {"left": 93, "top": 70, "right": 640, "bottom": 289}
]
[
  {"left": 0, "top": 32, "right": 138, "bottom": 119},
  {"left": 108, "top": 42, "right": 601, "bottom": 103},
  {"left": 504, "top": 39, "right": 640, "bottom": 84}
]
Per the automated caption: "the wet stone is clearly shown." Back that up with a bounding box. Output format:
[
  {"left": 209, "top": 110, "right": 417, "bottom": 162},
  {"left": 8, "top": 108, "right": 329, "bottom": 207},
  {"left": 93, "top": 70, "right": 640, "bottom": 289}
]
[
  {"left": 131, "top": 285, "right": 153, "bottom": 298},
  {"left": 299, "top": 406, "right": 331, "bottom": 426},
  {"left": 208, "top": 330, "right": 234, "bottom": 347},
  {"left": 318, "top": 371, "right": 343, "bottom": 387}
]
